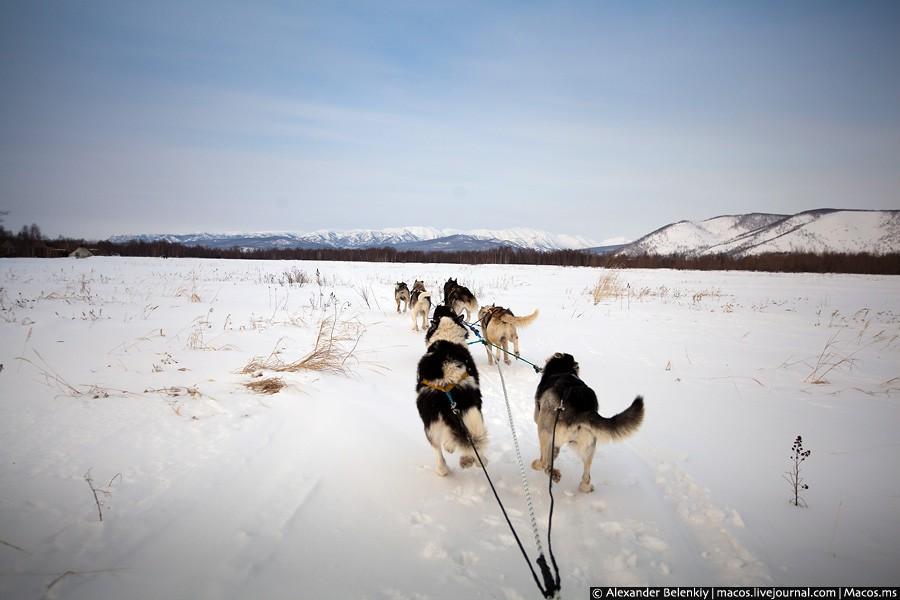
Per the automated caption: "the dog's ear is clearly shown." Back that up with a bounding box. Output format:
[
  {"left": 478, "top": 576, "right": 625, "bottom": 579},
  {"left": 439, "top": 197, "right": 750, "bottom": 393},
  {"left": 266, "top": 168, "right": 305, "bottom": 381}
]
[{"left": 546, "top": 352, "right": 577, "bottom": 372}]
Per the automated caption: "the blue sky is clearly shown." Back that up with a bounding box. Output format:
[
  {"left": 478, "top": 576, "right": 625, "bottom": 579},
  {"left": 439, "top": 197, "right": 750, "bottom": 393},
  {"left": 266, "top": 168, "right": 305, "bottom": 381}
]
[{"left": 1, "top": 1, "right": 898, "bottom": 241}]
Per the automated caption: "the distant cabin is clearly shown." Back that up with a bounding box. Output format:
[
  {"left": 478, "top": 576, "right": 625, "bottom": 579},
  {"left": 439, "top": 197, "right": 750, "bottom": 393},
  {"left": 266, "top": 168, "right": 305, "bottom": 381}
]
[{"left": 69, "top": 247, "right": 93, "bottom": 259}]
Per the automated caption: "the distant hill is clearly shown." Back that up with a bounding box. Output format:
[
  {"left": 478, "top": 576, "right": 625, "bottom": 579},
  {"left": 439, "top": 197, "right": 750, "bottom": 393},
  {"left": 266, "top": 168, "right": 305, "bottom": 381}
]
[
  {"left": 109, "top": 227, "right": 598, "bottom": 253},
  {"left": 616, "top": 210, "right": 900, "bottom": 257}
]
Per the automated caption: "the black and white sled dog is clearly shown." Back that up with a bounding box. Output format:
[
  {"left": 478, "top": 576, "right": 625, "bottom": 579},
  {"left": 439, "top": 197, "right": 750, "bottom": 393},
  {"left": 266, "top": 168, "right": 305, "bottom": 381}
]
[
  {"left": 532, "top": 353, "right": 644, "bottom": 493},
  {"left": 443, "top": 278, "right": 478, "bottom": 322},
  {"left": 394, "top": 282, "right": 410, "bottom": 313},
  {"left": 415, "top": 305, "right": 487, "bottom": 476},
  {"left": 410, "top": 280, "right": 432, "bottom": 331}
]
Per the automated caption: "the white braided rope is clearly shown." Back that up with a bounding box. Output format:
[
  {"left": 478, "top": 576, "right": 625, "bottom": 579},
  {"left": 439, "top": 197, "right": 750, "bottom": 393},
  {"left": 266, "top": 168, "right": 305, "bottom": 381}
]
[{"left": 494, "top": 358, "right": 545, "bottom": 557}]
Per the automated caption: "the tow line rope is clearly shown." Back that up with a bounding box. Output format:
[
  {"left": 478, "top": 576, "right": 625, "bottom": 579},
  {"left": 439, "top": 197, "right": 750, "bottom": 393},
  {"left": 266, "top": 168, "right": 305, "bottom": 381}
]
[
  {"left": 463, "top": 320, "right": 562, "bottom": 598},
  {"left": 436, "top": 387, "right": 557, "bottom": 598},
  {"left": 465, "top": 317, "right": 544, "bottom": 374}
]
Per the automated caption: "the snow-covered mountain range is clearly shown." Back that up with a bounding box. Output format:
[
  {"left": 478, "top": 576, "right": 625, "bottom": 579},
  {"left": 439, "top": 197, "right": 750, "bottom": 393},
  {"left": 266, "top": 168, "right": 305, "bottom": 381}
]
[
  {"left": 109, "top": 227, "right": 600, "bottom": 252},
  {"left": 617, "top": 209, "right": 900, "bottom": 257},
  {"left": 109, "top": 209, "right": 899, "bottom": 256}
]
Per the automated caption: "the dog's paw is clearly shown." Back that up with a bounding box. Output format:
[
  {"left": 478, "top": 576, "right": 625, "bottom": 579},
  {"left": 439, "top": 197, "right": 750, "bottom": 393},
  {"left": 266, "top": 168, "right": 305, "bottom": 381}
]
[
  {"left": 460, "top": 456, "right": 475, "bottom": 469},
  {"left": 549, "top": 468, "right": 561, "bottom": 483},
  {"left": 436, "top": 463, "right": 450, "bottom": 477},
  {"left": 579, "top": 481, "right": 595, "bottom": 493},
  {"left": 531, "top": 459, "right": 544, "bottom": 471}
]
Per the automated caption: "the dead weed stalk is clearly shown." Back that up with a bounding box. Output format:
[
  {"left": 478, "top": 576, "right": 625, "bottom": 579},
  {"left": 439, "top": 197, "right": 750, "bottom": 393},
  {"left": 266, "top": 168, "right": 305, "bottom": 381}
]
[
  {"left": 805, "top": 331, "right": 875, "bottom": 384},
  {"left": 241, "top": 309, "right": 364, "bottom": 376},
  {"left": 16, "top": 350, "right": 132, "bottom": 399}
]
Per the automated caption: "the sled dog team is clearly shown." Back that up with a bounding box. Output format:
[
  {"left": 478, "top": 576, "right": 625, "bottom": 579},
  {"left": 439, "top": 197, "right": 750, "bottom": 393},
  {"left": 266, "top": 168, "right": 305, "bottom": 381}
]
[{"left": 395, "top": 278, "right": 644, "bottom": 493}]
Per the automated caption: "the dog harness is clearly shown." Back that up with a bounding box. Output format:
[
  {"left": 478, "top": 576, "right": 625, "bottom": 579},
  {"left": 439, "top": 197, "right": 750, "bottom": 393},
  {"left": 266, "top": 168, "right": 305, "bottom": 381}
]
[{"left": 420, "top": 372, "right": 469, "bottom": 393}]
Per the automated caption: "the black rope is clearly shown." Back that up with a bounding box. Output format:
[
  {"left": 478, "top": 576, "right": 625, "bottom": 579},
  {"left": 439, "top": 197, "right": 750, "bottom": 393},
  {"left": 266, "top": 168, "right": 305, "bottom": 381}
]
[
  {"left": 444, "top": 392, "right": 551, "bottom": 597},
  {"left": 544, "top": 392, "right": 568, "bottom": 595}
]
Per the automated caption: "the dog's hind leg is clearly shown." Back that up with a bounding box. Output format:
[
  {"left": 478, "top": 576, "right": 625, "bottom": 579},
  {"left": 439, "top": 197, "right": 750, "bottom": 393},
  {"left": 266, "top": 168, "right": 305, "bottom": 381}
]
[
  {"left": 484, "top": 341, "right": 494, "bottom": 365},
  {"left": 427, "top": 426, "right": 450, "bottom": 476},
  {"left": 532, "top": 426, "right": 560, "bottom": 482},
  {"left": 531, "top": 426, "right": 548, "bottom": 472},
  {"left": 433, "top": 445, "right": 450, "bottom": 476},
  {"left": 576, "top": 434, "right": 597, "bottom": 493},
  {"left": 459, "top": 408, "right": 488, "bottom": 468}
]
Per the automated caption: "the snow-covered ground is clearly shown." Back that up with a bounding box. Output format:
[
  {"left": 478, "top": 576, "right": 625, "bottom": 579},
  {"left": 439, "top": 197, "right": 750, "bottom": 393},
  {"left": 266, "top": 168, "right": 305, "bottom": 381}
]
[{"left": 1, "top": 257, "right": 898, "bottom": 598}]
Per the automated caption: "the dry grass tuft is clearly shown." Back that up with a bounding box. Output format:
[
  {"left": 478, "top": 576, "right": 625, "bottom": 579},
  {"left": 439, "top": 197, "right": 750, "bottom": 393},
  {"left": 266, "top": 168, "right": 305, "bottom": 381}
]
[
  {"left": 241, "top": 310, "right": 364, "bottom": 376},
  {"left": 244, "top": 376, "right": 286, "bottom": 394},
  {"left": 804, "top": 331, "right": 875, "bottom": 384},
  {"left": 17, "top": 350, "right": 133, "bottom": 398},
  {"left": 143, "top": 385, "right": 201, "bottom": 398},
  {"left": 591, "top": 269, "right": 624, "bottom": 304}
]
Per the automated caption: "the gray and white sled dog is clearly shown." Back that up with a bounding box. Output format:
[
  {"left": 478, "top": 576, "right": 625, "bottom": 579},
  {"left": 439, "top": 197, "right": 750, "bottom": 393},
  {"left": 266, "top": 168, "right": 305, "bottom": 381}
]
[
  {"left": 443, "top": 278, "right": 478, "bottom": 322},
  {"left": 477, "top": 304, "right": 539, "bottom": 365},
  {"left": 410, "top": 280, "right": 432, "bottom": 331},
  {"left": 532, "top": 353, "right": 644, "bottom": 493},
  {"left": 415, "top": 305, "right": 487, "bottom": 476},
  {"left": 394, "top": 281, "right": 410, "bottom": 313}
]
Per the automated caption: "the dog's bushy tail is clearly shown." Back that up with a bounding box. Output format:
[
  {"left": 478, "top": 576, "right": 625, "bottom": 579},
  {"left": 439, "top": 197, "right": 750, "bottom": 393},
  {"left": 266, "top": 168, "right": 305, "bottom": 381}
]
[
  {"left": 589, "top": 396, "right": 644, "bottom": 440},
  {"left": 501, "top": 309, "right": 539, "bottom": 327},
  {"left": 416, "top": 292, "right": 432, "bottom": 307}
]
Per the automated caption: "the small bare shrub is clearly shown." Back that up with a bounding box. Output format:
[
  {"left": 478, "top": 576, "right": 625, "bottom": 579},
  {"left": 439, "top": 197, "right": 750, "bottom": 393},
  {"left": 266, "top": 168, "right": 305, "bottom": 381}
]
[
  {"left": 280, "top": 267, "right": 309, "bottom": 286},
  {"left": 83, "top": 470, "right": 122, "bottom": 522},
  {"left": 784, "top": 435, "right": 811, "bottom": 507}
]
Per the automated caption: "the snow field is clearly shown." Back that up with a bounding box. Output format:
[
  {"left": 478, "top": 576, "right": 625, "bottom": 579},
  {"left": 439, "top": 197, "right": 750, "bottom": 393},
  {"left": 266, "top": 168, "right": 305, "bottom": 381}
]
[{"left": 0, "top": 258, "right": 898, "bottom": 598}]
